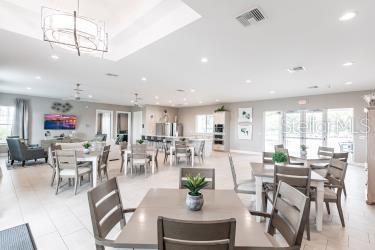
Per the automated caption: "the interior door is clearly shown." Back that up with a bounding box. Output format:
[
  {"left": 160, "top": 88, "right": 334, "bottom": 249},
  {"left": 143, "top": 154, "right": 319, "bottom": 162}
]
[{"left": 132, "top": 111, "right": 143, "bottom": 144}]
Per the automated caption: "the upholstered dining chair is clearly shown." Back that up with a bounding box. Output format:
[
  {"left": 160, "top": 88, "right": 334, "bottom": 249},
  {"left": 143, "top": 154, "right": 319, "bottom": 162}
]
[
  {"left": 228, "top": 153, "right": 256, "bottom": 195},
  {"left": 157, "top": 217, "right": 236, "bottom": 250},
  {"left": 263, "top": 165, "right": 311, "bottom": 240},
  {"left": 87, "top": 177, "right": 136, "bottom": 250},
  {"left": 310, "top": 159, "right": 348, "bottom": 227},
  {"left": 98, "top": 145, "right": 110, "bottom": 181},
  {"left": 55, "top": 150, "right": 92, "bottom": 195},
  {"left": 244, "top": 182, "right": 310, "bottom": 250},
  {"left": 179, "top": 167, "right": 215, "bottom": 189}
]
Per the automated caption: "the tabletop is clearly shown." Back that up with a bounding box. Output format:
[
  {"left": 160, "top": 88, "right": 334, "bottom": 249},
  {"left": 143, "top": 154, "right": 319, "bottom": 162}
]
[
  {"left": 114, "top": 188, "right": 281, "bottom": 249},
  {"left": 290, "top": 153, "right": 331, "bottom": 161},
  {"left": 76, "top": 151, "right": 100, "bottom": 159},
  {"left": 250, "top": 163, "right": 326, "bottom": 182}
]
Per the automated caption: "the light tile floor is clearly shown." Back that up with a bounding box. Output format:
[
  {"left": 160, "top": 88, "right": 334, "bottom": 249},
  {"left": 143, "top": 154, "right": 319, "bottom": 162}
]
[{"left": 0, "top": 152, "right": 374, "bottom": 250}]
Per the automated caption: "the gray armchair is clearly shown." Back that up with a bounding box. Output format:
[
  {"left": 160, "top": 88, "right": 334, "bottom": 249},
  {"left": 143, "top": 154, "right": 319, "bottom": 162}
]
[{"left": 7, "top": 137, "right": 47, "bottom": 166}]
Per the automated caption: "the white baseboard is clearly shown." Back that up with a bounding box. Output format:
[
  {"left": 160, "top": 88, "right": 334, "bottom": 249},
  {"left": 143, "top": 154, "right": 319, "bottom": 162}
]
[{"left": 229, "top": 149, "right": 261, "bottom": 155}]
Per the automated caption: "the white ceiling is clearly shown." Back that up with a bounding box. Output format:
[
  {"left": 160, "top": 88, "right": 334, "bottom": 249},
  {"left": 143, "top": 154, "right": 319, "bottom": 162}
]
[{"left": 0, "top": 0, "right": 374, "bottom": 107}]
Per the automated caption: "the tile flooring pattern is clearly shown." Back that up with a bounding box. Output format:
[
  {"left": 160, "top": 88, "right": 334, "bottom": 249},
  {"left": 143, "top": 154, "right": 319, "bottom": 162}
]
[{"left": 0, "top": 152, "right": 374, "bottom": 250}]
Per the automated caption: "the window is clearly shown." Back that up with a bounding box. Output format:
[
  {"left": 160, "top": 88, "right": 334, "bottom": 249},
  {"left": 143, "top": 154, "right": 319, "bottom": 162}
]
[
  {"left": 196, "top": 114, "right": 214, "bottom": 134},
  {"left": 0, "top": 106, "right": 15, "bottom": 143},
  {"left": 264, "top": 111, "right": 283, "bottom": 152},
  {"left": 327, "top": 108, "right": 353, "bottom": 154}
]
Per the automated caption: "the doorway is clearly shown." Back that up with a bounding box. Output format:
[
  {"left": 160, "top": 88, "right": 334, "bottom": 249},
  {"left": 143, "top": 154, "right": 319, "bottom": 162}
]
[
  {"left": 96, "top": 110, "right": 113, "bottom": 142},
  {"left": 132, "top": 111, "right": 143, "bottom": 144},
  {"left": 115, "top": 111, "right": 131, "bottom": 143}
]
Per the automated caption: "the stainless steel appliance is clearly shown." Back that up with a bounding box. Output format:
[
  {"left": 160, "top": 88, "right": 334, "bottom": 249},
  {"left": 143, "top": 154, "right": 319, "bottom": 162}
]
[{"left": 155, "top": 123, "right": 183, "bottom": 137}]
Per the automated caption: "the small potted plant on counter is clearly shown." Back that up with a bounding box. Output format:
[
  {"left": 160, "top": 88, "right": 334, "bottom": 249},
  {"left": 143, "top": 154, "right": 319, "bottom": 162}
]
[
  {"left": 184, "top": 174, "right": 208, "bottom": 211},
  {"left": 82, "top": 142, "right": 91, "bottom": 154},
  {"left": 136, "top": 139, "right": 144, "bottom": 144},
  {"left": 272, "top": 151, "right": 288, "bottom": 166},
  {"left": 300, "top": 144, "right": 307, "bottom": 157}
]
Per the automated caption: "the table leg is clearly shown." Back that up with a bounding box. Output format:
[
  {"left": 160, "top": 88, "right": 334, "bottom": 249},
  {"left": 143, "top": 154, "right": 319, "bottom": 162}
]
[
  {"left": 170, "top": 147, "right": 174, "bottom": 167},
  {"left": 255, "top": 176, "right": 264, "bottom": 222},
  {"left": 124, "top": 152, "right": 128, "bottom": 176},
  {"left": 191, "top": 147, "right": 195, "bottom": 167},
  {"left": 92, "top": 159, "right": 97, "bottom": 187},
  {"left": 315, "top": 181, "right": 324, "bottom": 231},
  {"left": 151, "top": 151, "right": 155, "bottom": 174}
]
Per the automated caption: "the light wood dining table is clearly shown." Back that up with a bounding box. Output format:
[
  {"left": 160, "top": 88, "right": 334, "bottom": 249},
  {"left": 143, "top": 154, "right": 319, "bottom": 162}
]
[
  {"left": 250, "top": 162, "right": 327, "bottom": 231},
  {"left": 290, "top": 153, "right": 331, "bottom": 167},
  {"left": 114, "top": 188, "right": 283, "bottom": 249},
  {"left": 169, "top": 145, "right": 195, "bottom": 167}
]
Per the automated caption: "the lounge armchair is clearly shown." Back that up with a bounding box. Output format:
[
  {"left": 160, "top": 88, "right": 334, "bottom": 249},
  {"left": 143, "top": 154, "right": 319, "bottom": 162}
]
[{"left": 7, "top": 137, "right": 47, "bottom": 166}]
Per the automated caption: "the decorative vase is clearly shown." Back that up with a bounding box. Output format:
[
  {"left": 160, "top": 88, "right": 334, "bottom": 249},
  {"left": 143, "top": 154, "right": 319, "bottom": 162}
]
[
  {"left": 301, "top": 150, "right": 307, "bottom": 157},
  {"left": 186, "top": 193, "right": 204, "bottom": 211},
  {"left": 83, "top": 148, "right": 90, "bottom": 154}
]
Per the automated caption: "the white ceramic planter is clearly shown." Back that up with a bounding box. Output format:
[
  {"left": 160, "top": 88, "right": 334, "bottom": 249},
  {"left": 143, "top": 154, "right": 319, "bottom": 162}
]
[{"left": 186, "top": 193, "right": 204, "bottom": 211}]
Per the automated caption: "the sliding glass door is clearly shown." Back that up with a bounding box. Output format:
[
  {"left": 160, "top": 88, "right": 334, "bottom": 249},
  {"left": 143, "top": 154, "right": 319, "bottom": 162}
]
[
  {"left": 284, "top": 111, "right": 301, "bottom": 155},
  {"left": 327, "top": 108, "right": 353, "bottom": 154},
  {"left": 305, "top": 110, "right": 324, "bottom": 154},
  {"left": 264, "top": 111, "right": 283, "bottom": 152}
]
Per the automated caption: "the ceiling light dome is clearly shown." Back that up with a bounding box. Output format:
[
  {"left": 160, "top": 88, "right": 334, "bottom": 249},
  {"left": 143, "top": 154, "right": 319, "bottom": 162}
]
[{"left": 41, "top": 1, "right": 108, "bottom": 56}]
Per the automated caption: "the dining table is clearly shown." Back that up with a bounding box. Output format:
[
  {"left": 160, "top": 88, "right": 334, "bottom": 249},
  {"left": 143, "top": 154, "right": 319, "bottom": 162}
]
[
  {"left": 169, "top": 145, "right": 195, "bottom": 167},
  {"left": 122, "top": 146, "right": 157, "bottom": 175},
  {"left": 290, "top": 153, "right": 331, "bottom": 167},
  {"left": 76, "top": 151, "right": 100, "bottom": 187},
  {"left": 250, "top": 162, "right": 327, "bottom": 231},
  {"left": 114, "top": 188, "right": 284, "bottom": 249}
]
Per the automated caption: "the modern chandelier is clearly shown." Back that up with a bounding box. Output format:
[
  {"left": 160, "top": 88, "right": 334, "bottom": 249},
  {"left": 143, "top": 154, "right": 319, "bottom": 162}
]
[{"left": 41, "top": 0, "right": 108, "bottom": 56}]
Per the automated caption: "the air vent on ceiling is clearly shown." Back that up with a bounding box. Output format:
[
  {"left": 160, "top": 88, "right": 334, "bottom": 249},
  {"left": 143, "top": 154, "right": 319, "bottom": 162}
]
[
  {"left": 287, "top": 66, "right": 306, "bottom": 73},
  {"left": 308, "top": 85, "right": 319, "bottom": 89},
  {"left": 236, "top": 8, "right": 265, "bottom": 27},
  {"left": 176, "top": 89, "right": 185, "bottom": 92},
  {"left": 106, "top": 73, "right": 119, "bottom": 77}
]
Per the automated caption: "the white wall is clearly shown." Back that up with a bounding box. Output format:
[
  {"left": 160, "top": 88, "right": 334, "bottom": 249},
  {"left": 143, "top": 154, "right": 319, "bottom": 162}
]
[
  {"left": 143, "top": 105, "right": 178, "bottom": 135},
  {"left": 178, "top": 91, "right": 369, "bottom": 163}
]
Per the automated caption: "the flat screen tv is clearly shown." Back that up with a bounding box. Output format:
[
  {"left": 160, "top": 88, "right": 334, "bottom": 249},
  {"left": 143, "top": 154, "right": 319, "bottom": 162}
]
[{"left": 44, "top": 114, "right": 77, "bottom": 130}]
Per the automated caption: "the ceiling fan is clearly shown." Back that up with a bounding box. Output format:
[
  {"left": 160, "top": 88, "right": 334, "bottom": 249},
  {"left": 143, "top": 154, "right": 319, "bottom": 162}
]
[
  {"left": 132, "top": 93, "right": 144, "bottom": 107},
  {"left": 63, "top": 83, "right": 94, "bottom": 101}
]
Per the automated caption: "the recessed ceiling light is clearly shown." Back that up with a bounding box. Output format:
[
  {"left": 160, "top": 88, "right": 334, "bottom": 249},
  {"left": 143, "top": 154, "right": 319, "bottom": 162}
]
[
  {"left": 298, "top": 99, "right": 307, "bottom": 105},
  {"left": 130, "top": 100, "right": 134, "bottom": 103},
  {"left": 190, "top": 89, "right": 196, "bottom": 93},
  {"left": 345, "top": 81, "right": 353, "bottom": 85},
  {"left": 339, "top": 11, "right": 356, "bottom": 22},
  {"left": 215, "top": 99, "right": 220, "bottom": 102},
  {"left": 141, "top": 77, "right": 147, "bottom": 81},
  {"left": 245, "top": 79, "right": 252, "bottom": 83},
  {"left": 88, "top": 94, "right": 93, "bottom": 98},
  {"left": 155, "top": 96, "right": 159, "bottom": 99},
  {"left": 172, "top": 104, "right": 176, "bottom": 107},
  {"left": 199, "top": 101, "right": 203, "bottom": 104},
  {"left": 342, "top": 61, "right": 354, "bottom": 67},
  {"left": 156, "top": 102, "right": 159, "bottom": 105},
  {"left": 51, "top": 54, "right": 59, "bottom": 60},
  {"left": 269, "top": 90, "right": 275, "bottom": 94},
  {"left": 168, "top": 100, "right": 172, "bottom": 103},
  {"left": 201, "top": 57, "right": 208, "bottom": 63},
  {"left": 35, "top": 76, "right": 41, "bottom": 80},
  {"left": 26, "top": 87, "right": 32, "bottom": 90},
  {"left": 183, "top": 98, "right": 187, "bottom": 101}
]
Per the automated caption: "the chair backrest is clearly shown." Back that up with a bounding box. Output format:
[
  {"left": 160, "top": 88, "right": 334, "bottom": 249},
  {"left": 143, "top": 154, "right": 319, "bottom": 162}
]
[
  {"left": 332, "top": 152, "right": 349, "bottom": 162},
  {"left": 131, "top": 144, "right": 147, "bottom": 160},
  {"left": 49, "top": 143, "right": 62, "bottom": 167},
  {"left": 55, "top": 150, "right": 77, "bottom": 172},
  {"left": 87, "top": 178, "right": 125, "bottom": 242},
  {"left": 175, "top": 140, "right": 187, "bottom": 147},
  {"left": 179, "top": 168, "right": 215, "bottom": 189},
  {"left": 326, "top": 159, "right": 348, "bottom": 194},
  {"left": 317, "top": 146, "right": 334, "bottom": 157},
  {"left": 175, "top": 144, "right": 188, "bottom": 154},
  {"left": 157, "top": 216, "right": 236, "bottom": 250},
  {"left": 274, "top": 144, "right": 284, "bottom": 152},
  {"left": 199, "top": 140, "right": 205, "bottom": 154},
  {"left": 99, "top": 145, "right": 111, "bottom": 166},
  {"left": 262, "top": 152, "right": 274, "bottom": 164},
  {"left": 268, "top": 182, "right": 309, "bottom": 248},
  {"left": 6, "top": 137, "right": 25, "bottom": 159},
  {"left": 228, "top": 153, "right": 238, "bottom": 189},
  {"left": 273, "top": 165, "right": 311, "bottom": 199}
]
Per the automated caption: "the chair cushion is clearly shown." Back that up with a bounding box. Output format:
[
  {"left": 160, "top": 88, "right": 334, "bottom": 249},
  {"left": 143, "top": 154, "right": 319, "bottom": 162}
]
[
  {"left": 60, "top": 167, "right": 91, "bottom": 176},
  {"left": 310, "top": 162, "right": 329, "bottom": 169},
  {"left": 237, "top": 179, "right": 256, "bottom": 192},
  {"left": 132, "top": 159, "right": 146, "bottom": 165},
  {"left": 311, "top": 187, "right": 337, "bottom": 201}
]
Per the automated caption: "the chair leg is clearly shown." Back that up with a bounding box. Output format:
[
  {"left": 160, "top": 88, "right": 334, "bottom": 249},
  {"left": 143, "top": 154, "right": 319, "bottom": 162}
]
[
  {"left": 337, "top": 201, "right": 345, "bottom": 227},
  {"left": 343, "top": 183, "right": 347, "bottom": 198},
  {"left": 11, "top": 160, "right": 14, "bottom": 165},
  {"left": 325, "top": 202, "right": 331, "bottom": 214},
  {"left": 105, "top": 167, "right": 109, "bottom": 180},
  {"left": 51, "top": 169, "right": 56, "bottom": 187},
  {"left": 74, "top": 177, "right": 79, "bottom": 195},
  {"left": 22, "top": 161, "right": 25, "bottom": 167},
  {"left": 120, "top": 157, "right": 124, "bottom": 172},
  {"left": 262, "top": 192, "right": 267, "bottom": 212},
  {"left": 306, "top": 203, "right": 311, "bottom": 240},
  {"left": 55, "top": 176, "right": 61, "bottom": 195},
  {"left": 95, "top": 244, "right": 105, "bottom": 250}
]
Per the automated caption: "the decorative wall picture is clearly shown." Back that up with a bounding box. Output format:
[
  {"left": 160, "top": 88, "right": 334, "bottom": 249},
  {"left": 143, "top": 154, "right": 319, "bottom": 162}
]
[
  {"left": 238, "top": 125, "right": 252, "bottom": 140},
  {"left": 238, "top": 107, "right": 252, "bottom": 122}
]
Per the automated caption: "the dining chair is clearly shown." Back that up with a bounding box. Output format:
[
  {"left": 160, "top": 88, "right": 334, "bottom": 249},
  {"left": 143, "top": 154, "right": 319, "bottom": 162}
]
[
  {"left": 263, "top": 165, "right": 311, "bottom": 240},
  {"left": 87, "top": 177, "right": 136, "bottom": 250},
  {"left": 55, "top": 150, "right": 92, "bottom": 195},
  {"left": 333, "top": 152, "right": 349, "bottom": 197},
  {"left": 131, "top": 144, "right": 149, "bottom": 175},
  {"left": 163, "top": 142, "right": 172, "bottom": 163},
  {"left": 119, "top": 142, "right": 128, "bottom": 173},
  {"left": 175, "top": 144, "right": 191, "bottom": 165},
  {"left": 98, "top": 145, "right": 110, "bottom": 181},
  {"left": 157, "top": 216, "right": 236, "bottom": 250},
  {"left": 194, "top": 140, "right": 205, "bottom": 165},
  {"left": 148, "top": 148, "right": 159, "bottom": 169},
  {"left": 262, "top": 152, "right": 274, "bottom": 164},
  {"left": 179, "top": 167, "right": 215, "bottom": 189},
  {"left": 310, "top": 146, "right": 334, "bottom": 169},
  {"left": 274, "top": 144, "right": 284, "bottom": 151},
  {"left": 310, "top": 159, "right": 348, "bottom": 227},
  {"left": 277, "top": 148, "right": 305, "bottom": 166},
  {"left": 246, "top": 182, "right": 310, "bottom": 250},
  {"left": 48, "top": 143, "right": 62, "bottom": 186},
  {"left": 228, "top": 153, "right": 255, "bottom": 195}
]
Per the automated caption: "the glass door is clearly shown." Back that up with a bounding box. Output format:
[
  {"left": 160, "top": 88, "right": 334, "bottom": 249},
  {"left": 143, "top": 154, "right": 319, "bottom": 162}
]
[
  {"left": 264, "top": 111, "right": 283, "bottom": 152},
  {"left": 327, "top": 108, "right": 353, "bottom": 157},
  {"left": 305, "top": 110, "right": 324, "bottom": 154},
  {"left": 284, "top": 111, "right": 301, "bottom": 155}
]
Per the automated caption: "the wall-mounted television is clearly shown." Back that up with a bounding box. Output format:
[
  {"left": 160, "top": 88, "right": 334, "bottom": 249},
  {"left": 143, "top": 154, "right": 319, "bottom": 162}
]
[{"left": 44, "top": 114, "right": 77, "bottom": 130}]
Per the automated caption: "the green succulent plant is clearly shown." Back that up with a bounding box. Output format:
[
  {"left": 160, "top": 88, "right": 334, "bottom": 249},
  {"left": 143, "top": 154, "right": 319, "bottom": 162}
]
[
  {"left": 300, "top": 144, "right": 307, "bottom": 151},
  {"left": 82, "top": 142, "right": 91, "bottom": 149},
  {"left": 272, "top": 151, "right": 288, "bottom": 163},
  {"left": 136, "top": 139, "right": 144, "bottom": 144},
  {"left": 214, "top": 105, "right": 227, "bottom": 113},
  {"left": 184, "top": 174, "right": 208, "bottom": 196}
]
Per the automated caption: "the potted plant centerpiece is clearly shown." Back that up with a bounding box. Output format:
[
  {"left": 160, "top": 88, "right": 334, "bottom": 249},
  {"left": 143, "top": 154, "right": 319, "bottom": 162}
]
[
  {"left": 184, "top": 174, "right": 208, "bottom": 211},
  {"left": 272, "top": 151, "right": 288, "bottom": 166},
  {"left": 136, "top": 139, "right": 144, "bottom": 144},
  {"left": 300, "top": 144, "right": 307, "bottom": 157},
  {"left": 83, "top": 142, "right": 91, "bottom": 154}
]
